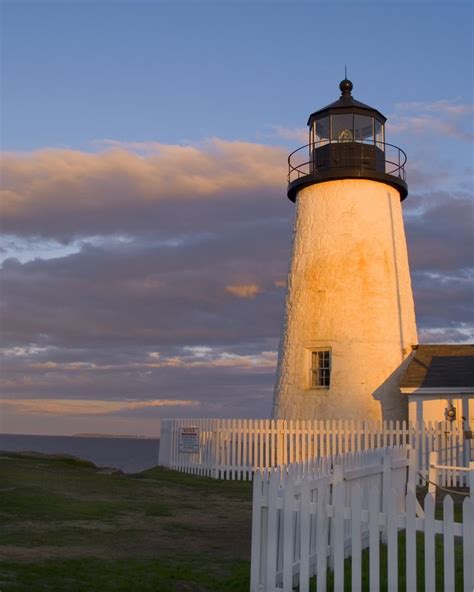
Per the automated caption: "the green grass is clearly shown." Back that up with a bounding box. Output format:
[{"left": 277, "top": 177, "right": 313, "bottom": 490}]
[
  {"left": 0, "top": 452, "right": 467, "bottom": 591},
  {"left": 0, "top": 452, "right": 252, "bottom": 592},
  {"left": 0, "top": 558, "right": 250, "bottom": 592}
]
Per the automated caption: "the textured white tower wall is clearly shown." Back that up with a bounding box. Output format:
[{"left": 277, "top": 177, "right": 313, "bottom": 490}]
[{"left": 273, "top": 178, "right": 418, "bottom": 421}]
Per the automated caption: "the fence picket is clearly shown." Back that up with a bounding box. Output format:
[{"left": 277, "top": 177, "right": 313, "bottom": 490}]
[
  {"left": 443, "top": 495, "right": 455, "bottom": 592},
  {"left": 424, "top": 493, "right": 436, "bottom": 592},
  {"left": 236, "top": 418, "right": 242, "bottom": 480},
  {"left": 315, "top": 479, "right": 329, "bottom": 592},
  {"left": 387, "top": 488, "right": 398, "bottom": 592},
  {"left": 281, "top": 467, "right": 293, "bottom": 592},
  {"left": 250, "top": 470, "right": 263, "bottom": 590},
  {"left": 405, "top": 488, "right": 417, "bottom": 591},
  {"left": 351, "top": 483, "right": 362, "bottom": 592},
  {"left": 298, "top": 477, "right": 311, "bottom": 592},
  {"left": 333, "top": 465, "right": 345, "bottom": 591},
  {"left": 463, "top": 497, "right": 474, "bottom": 592},
  {"left": 264, "top": 419, "right": 270, "bottom": 470},
  {"left": 265, "top": 469, "right": 279, "bottom": 590},
  {"left": 369, "top": 486, "right": 380, "bottom": 592}
]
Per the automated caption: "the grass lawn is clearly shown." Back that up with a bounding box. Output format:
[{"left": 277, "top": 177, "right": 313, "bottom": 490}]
[
  {"left": 0, "top": 452, "right": 252, "bottom": 591},
  {"left": 0, "top": 453, "right": 467, "bottom": 591}
]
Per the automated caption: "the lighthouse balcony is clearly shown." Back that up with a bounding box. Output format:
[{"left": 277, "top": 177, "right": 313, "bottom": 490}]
[{"left": 287, "top": 139, "right": 408, "bottom": 202}]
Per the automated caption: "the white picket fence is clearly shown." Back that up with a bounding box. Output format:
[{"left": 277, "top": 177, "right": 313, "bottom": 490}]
[
  {"left": 250, "top": 447, "right": 474, "bottom": 592},
  {"left": 158, "top": 418, "right": 472, "bottom": 485},
  {"left": 428, "top": 451, "right": 474, "bottom": 500}
]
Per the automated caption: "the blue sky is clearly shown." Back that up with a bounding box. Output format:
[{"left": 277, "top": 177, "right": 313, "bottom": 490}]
[
  {"left": 1, "top": 1, "right": 473, "bottom": 436},
  {"left": 3, "top": 1, "right": 473, "bottom": 151}
]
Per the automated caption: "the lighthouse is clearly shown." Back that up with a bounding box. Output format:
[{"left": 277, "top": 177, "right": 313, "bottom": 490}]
[{"left": 273, "top": 78, "right": 418, "bottom": 422}]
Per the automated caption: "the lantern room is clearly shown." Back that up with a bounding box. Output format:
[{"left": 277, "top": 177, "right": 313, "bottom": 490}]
[
  {"left": 287, "top": 78, "right": 408, "bottom": 202},
  {"left": 308, "top": 79, "right": 385, "bottom": 147}
]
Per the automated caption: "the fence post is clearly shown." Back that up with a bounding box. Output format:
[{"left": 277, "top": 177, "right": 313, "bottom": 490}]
[
  {"left": 428, "top": 451, "right": 438, "bottom": 499},
  {"left": 329, "top": 463, "right": 343, "bottom": 570}
]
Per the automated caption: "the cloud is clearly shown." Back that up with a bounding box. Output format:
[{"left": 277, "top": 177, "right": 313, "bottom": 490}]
[
  {"left": 404, "top": 191, "right": 474, "bottom": 272},
  {"left": 388, "top": 99, "right": 474, "bottom": 141},
  {"left": 226, "top": 283, "right": 262, "bottom": 298},
  {"left": 410, "top": 270, "right": 473, "bottom": 330},
  {"left": 0, "top": 231, "right": 289, "bottom": 351},
  {"left": 15, "top": 349, "right": 278, "bottom": 371},
  {"left": 395, "top": 100, "right": 474, "bottom": 117},
  {"left": 1, "top": 139, "right": 287, "bottom": 240},
  {"left": 261, "top": 125, "right": 307, "bottom": 144},
  {"left": 2, "top": 398, "right": 199, "bottom": 416},
  {"left": 1, "top": 134, "right": 473, "bottom": 432},
  {"left": 418, "top": 326, "right": 474, "bottom": 344}
]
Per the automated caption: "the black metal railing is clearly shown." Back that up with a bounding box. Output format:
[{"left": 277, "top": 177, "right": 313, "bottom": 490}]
[{"left": 288, "top": 139, "right": 407, "bottom": 184}]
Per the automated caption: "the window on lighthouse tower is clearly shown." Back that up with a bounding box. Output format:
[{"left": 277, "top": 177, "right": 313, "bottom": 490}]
[{"left": 310, "top": 349, "right": 331, "bottom": 388}]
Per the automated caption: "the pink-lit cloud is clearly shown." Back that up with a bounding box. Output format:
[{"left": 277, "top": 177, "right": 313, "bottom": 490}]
[
  {"left": 226, "top": 284, "right": 262, "bottom": 299},
  {"left": 2, "top": 398, "right": 199, "bottom": 416},
  {"left": 1, "top": 140, "right": 287, "bottom": 240}
]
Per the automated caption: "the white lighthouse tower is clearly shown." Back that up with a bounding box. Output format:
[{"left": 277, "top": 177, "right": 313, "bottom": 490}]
[{"left": 273, "top": 78, "right": 418, "bottom": 422}]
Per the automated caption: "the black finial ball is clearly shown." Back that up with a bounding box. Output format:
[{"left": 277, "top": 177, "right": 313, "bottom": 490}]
[{"left": 339, "top": 78, "right": 353, "bottom": 94}]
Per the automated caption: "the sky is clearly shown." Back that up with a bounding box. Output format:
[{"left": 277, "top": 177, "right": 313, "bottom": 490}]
[{"left": 1, "top": 0, "right": 473, "bottom": 436}]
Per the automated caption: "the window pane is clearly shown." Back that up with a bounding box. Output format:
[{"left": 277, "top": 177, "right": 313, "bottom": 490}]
[
  {"left": 331, "top": 114, "right": 354, "bottom": 142},
  {"left": 375, "top": 120, "right": 384, "bottom": 149},
  {"left": 311, "top": 349, "right": 331, "bottom": 387},
  {"left": 315, "top": 117, "right": 330, "bottom": 145},
  {"left": 354, "top": 115, "right": 373, "bottom": 141}
]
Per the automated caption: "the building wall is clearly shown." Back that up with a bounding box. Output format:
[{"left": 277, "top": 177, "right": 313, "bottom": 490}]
[{"left": 273, "top": 178, "right": 418, "bottom": 421}]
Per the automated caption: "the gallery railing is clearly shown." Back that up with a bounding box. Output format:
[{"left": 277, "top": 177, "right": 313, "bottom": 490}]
[{"left": 288, "top": 139, "right": 407, "bottom": 184}]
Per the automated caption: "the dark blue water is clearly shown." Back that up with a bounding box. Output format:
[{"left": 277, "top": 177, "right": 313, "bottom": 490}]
[{"left": 0, "top": 434, "right": 160, "bottom": 473}]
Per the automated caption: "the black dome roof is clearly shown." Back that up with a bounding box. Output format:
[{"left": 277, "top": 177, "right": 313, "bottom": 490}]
[{"left": 307, "top": 79, "right": 386, "bottom": 125}]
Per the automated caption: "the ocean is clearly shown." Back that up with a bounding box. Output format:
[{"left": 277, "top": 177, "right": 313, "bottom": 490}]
[{"left": 0, "top": 434, "right": 160, "bottom": 473}]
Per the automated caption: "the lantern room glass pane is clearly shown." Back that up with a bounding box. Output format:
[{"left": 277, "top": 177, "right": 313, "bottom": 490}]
[
  {"left": 315, "top": 117, "right": 330, "bottom": 145},
  {"left": 331, "top": 113, "right": 354, "bottom": 142},
  {"left": 354, "top": 114, "right": 373, "bottom": 141},
  {"left": 375, "top": 119, "right": 384, "bottom": 148}
]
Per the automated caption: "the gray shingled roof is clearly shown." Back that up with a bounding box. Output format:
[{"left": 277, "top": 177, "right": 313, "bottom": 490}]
[{"left": 400, "top": 344, "right": 474, "bottom": 389}]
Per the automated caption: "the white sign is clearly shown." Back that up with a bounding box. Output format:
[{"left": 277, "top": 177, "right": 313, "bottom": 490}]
[{"left": 179, "top": 426, "right": 200, "bottom": 453}]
